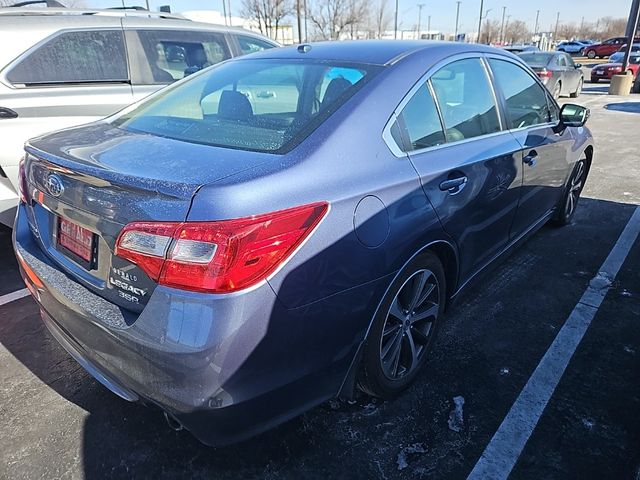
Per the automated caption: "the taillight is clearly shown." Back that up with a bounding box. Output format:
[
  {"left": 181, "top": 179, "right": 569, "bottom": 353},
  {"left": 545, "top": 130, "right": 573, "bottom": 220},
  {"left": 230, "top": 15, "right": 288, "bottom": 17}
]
[
  {"left": 115, "top": 202, "right": 329, "bottom": 293},
  {"left": 537, "top": 69, "right": 553, "bottom": 78},
  {"left": 17, "top": 157, "right": 28, "bottom": 204}
]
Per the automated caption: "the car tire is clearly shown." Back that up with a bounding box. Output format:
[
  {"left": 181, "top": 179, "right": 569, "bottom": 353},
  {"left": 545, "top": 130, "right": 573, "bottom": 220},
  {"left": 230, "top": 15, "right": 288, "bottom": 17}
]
[
  {"left": 587, "top": 50, "right": 596, "bottom": 59},
  {"left": 552, "top": 159, "right": 588, "bottom": 226},
  {"left": 553, "top": 81, "right": 562, "bottom": 99},
  {"left": 358, "top": 252, "right": 445, "bottom": 398},
  {"left": 590, "top": 77, "right": 599, "bottom": 83},
  {"left": 570, "top": 78, "right": 583, "bottom": 98}
]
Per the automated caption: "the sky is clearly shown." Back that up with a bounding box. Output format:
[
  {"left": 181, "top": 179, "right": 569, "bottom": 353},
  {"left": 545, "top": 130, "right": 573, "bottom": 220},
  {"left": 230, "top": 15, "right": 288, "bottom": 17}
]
[{"left": 86, "top": 0, "right": 633, "bottom": 34}]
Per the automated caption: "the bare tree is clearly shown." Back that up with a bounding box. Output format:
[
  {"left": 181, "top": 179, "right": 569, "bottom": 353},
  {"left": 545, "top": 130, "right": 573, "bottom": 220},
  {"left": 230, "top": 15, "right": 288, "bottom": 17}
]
[
  {"left": 373, "top": 0, "right": 391, "bottom": 39},
  {"left": 504, "top": 19, "right": 531, "bottom": 44},
  {"left": 482, "top": 18, "right": 501, "bottom": 44},
  {"left": 242, "top": 0, "right": 294, "bottom": 41},
  {"left": 308, "top": 0, "right": 366, "bottom": 40}
]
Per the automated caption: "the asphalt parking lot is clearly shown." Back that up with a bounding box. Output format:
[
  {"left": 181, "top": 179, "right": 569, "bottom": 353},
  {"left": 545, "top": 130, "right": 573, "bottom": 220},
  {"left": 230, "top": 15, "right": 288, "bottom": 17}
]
[{"left": 1, "top": 83, "right": 639, "bottom": 479}]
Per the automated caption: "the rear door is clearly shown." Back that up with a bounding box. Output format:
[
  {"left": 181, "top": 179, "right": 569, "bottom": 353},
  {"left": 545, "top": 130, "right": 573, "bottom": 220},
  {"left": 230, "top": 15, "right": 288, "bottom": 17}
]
[
  {"left": 123, "top": 23, "right": 233, "bottom": 102},
  {"left": 487, "top": 56, "right": 573, "bottom": 239},
  {"left": 393, "top": 56, "right": 524, "bottom": 281}
]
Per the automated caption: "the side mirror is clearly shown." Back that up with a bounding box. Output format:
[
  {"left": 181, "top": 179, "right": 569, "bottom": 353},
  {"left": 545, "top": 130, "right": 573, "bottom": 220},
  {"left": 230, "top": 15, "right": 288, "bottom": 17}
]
[
  {"left": 575, "top": 63, "right": 582, "bottom": 68},
  {"left": 559, "top": 103, "right": 590, "bottom": 127}
]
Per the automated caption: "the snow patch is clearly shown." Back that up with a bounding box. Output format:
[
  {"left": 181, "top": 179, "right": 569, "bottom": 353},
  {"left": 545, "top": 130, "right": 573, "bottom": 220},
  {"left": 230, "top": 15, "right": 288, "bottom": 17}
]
[
  {"left": 448, "top": 396, "right": 465, "bottom": 432},
  {"left": 500, "top": 367, "right": 510, "bottom": 376}
]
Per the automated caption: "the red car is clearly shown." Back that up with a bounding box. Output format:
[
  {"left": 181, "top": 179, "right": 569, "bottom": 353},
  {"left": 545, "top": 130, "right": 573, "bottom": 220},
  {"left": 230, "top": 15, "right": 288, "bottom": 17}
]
[
  {"left": 584, "top": 37, "right": 630, "bottom": 59},
  {"left": 590, "top": 55, "right": 640, "bottom": 82}
]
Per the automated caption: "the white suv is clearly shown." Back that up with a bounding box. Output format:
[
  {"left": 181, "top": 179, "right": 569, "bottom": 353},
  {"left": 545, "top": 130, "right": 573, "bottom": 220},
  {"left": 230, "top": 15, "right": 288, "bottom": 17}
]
[{"left": 0, "top": 8, "right": 278, "bottom": 226}]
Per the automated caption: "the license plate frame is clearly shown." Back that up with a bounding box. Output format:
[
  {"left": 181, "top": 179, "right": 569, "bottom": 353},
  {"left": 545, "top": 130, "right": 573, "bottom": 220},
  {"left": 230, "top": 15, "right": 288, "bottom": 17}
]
[
  {"left": 56, "top": 216, "right": 98, "bottom": 270},
  {"left": 596, "top": 69, "right": 604, "bottom": 75}
]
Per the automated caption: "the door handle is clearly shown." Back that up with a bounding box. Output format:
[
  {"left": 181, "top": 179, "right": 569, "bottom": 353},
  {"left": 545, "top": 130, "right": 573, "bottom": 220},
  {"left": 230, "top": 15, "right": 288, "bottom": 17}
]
[
  {"left": 0, "top": 107, "right": 18, "bottom": 119},
  {"left": 523, "top": 150, "right": 538, "bottom": 167},
  {"left": 439, "top": 176, "right": 468, "bottom": 194}
]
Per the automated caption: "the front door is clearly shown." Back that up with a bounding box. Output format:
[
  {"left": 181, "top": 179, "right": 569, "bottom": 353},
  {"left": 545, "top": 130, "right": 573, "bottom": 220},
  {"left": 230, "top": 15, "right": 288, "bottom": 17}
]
[{"left": 486, "top": 57, "right": 573, "bottom": 239}]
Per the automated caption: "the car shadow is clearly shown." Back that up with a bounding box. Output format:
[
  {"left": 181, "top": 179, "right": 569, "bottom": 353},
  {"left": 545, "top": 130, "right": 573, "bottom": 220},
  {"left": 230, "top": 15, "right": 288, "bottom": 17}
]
[{"left": 605, "top": 102, "right": 640, "bottom": 114}]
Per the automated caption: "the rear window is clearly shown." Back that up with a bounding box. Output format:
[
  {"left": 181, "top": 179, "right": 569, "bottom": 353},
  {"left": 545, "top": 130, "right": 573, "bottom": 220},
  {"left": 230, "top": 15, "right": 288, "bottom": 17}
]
[
  {"left": 112, "top": 59, "right": 378, "bottom": 153},
  {"left": 518, "top": 53, "right": 553, "bottom": 66}
]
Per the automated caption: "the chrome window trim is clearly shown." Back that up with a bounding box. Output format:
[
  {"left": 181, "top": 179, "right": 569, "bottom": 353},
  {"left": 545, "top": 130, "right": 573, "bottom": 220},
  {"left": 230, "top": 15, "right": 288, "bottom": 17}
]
[
  {"left": 382, "top": 52, "right": 506, "bottom": 158},
  {"left": 1, "top": 27, "right": 130, "bottom": 89}
]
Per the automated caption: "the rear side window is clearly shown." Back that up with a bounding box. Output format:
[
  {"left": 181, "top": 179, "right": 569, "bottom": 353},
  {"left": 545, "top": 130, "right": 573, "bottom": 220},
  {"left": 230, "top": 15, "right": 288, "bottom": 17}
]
[
  {"left": 7, "top": 30, "right": 128, "bottom": 85},
  {"left": 430, "top": 58, "right": 501, "bottom": 141},
  {"left": 112, "top": 59, "right": 377, "bottom": 153},
  {"left": 134, "top": 30, "right": 231, "bottom": 84},
  {"left": 488, "top": 59, "right": 551, "bottom": 129},
  {"left": 396, "top": 84, "right": 445, "bottom": 151},
  {"left": 236, "top": 35, "right": 276, "bottom": 56}
]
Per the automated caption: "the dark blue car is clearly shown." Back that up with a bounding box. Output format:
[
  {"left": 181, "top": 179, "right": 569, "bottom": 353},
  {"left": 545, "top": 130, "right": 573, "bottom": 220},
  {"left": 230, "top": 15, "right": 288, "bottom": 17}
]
[{"left": 13, "top": 41, "right": 593, "bottom": 446}]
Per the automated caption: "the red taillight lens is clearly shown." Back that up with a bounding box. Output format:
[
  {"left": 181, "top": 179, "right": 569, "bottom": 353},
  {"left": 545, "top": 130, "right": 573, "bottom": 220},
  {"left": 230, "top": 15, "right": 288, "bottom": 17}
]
[
  {"left": 115, "top": 202, "right": 329, "bottom": 293},
  {"left": 537, "top": 69, "right": 553, "bottom": 78},
  {"left": 18, "top": 157, "right": 28, "bottom": 204}
]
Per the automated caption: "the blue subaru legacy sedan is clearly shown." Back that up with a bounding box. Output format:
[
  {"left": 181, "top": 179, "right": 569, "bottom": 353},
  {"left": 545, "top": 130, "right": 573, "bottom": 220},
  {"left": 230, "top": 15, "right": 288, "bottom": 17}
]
[{"left": 13, "top": 41, "right": 593, "bottom": 446}]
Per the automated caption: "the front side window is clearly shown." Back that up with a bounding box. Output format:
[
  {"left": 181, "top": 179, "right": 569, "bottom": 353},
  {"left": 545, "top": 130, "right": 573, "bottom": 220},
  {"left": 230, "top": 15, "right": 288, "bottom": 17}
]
[
  {"left": 135, "top": 30, "right": 231, "bottom": 84},
  {"left": 489, "top": 59, "right": 551, "bottom": 129},
  {"left": 112, "top": 59, "right": 376, "bottom": 153},
  {"left": 7, "top": 30, "right": 128, "bottom": 85},
  {"left": 396, "top": 83, "right": 445, "bottom": 151},
  {"left": 430, "top": 58, "right": 501, "bottom": 141},
  {"left": 236, "top": 35, "right": 276, "bottom": 56}
]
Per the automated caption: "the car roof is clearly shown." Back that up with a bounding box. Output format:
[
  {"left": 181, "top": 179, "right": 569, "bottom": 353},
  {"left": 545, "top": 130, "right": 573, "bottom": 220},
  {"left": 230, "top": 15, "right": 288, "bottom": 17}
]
[{"left": 241, "top": 40, "right": 503, "bottom": 66}]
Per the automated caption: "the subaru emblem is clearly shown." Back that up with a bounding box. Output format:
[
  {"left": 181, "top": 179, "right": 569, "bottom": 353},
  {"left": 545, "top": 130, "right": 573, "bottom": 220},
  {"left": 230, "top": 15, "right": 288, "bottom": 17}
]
[{"left": 45, "top": 173, "right": 64, "bottom": 198}]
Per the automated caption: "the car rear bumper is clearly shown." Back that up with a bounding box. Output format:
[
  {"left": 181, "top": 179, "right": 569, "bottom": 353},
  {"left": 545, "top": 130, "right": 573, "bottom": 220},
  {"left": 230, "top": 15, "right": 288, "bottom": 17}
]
[{"left": 12, "top": 202, "right": 361, "bottom": 445}]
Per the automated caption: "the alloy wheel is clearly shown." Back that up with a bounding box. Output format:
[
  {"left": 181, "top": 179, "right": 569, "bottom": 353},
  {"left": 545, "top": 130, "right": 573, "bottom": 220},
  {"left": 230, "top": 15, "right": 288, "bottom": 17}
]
[
  {"left": 379, "top": 269, "right": 439, "bottom": 381},
  {"left": 565, "top": 161, "right": 585, "bottom": 218}
]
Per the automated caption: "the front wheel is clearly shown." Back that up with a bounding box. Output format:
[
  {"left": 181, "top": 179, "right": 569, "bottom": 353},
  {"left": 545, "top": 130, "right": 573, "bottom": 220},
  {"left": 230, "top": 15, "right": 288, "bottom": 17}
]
[
  {"left": 358, "top": 253, "right": 445, "bottom": 398},
  {"left": 553, "top": 160, "right": 587, "bottom": 226}
]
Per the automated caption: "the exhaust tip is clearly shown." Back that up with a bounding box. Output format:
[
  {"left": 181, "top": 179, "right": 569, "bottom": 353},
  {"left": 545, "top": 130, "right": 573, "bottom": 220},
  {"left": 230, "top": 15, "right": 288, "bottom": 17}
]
[{"left": 163, "top": 411, "right": 184, "bottom": 431}]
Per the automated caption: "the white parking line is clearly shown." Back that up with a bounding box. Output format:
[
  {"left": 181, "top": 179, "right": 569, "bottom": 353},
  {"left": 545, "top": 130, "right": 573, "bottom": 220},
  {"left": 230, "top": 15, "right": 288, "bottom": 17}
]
[
  {"left": 468, "top": 205, "right": 640, "bottom": 480},
  {"left": 0, "top": 288, "right": 30, "bottom": 307}
]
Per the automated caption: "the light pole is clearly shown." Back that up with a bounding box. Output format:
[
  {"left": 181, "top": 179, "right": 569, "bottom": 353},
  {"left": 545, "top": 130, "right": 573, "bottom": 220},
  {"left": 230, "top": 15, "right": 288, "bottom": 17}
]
[
  {"left": 499, "top": 6, "right": 506, "bottom": 44},
  {"left": 554, "top": 11, "right": 559, "bottom": 43},
  {"left": 454, "top": 1, "right": 461, "bottom": 41},
  {"left": 394, "top": 0, "right": 399, "bottom": 39},
  {"left": 534, "top": 9, "right": 540, "bottom": 47},
  {"left": 417, "top": 3, "right": 425, "bottom": 38},
  {"left": 428, "top": 15, "right": 431, "bottom": 32},
  {"left": 476, "top": 0, "right": 483, "bottom": 43}
]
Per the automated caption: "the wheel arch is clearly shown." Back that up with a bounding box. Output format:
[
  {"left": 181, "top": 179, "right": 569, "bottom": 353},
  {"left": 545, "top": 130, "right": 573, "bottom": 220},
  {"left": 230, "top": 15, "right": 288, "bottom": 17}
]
[{"left": 336, "top": 238, "right": 459, "bottom": 400}]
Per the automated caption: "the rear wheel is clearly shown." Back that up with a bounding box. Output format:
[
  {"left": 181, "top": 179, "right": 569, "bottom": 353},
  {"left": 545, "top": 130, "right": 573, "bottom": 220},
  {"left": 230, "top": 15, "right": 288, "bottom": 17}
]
[
  {"left": 553, "top": 159, "right": 587, "bottom": 226},
  {"left": 358, "top": 253, "right": 445, "bottom": 398},
  {"left": 587, "top": 50, "right": 596, "bottom": 59},
  {"left": 590, "top": 77, "right": 599, "bottom": 83},
  {"left": 570, "top": 78, "right": 583, "bottom": 98},
  {"left": 552, "top": 81, "right": 562, "bottom": 99}
]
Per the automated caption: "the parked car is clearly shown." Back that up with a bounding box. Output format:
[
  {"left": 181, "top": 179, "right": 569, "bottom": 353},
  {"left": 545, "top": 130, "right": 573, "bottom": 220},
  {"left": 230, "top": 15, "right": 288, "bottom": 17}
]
[
  {"left": 0, "top": 8, "right": 278, "bottom": 227},
  {"left": 13, "top": 40, "right": 593, "bottom": 446},
  {"left": 556, "top": 41, "right": 586, "bottom": 55},
  {"left": 583, "top": 37, "right": 635, "bottom": 58},
  {"left": 519, "top": 51, "right": 584, "bottom": 98},
  {"left": 590, "top": 54, "right": 640, "bottom": 82}
]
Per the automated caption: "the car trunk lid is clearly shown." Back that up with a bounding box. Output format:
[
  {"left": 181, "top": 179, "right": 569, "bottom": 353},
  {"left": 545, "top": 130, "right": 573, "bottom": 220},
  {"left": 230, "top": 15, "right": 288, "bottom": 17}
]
[{"left": 23, "top": 121, "right": 273, "bottom": 314}]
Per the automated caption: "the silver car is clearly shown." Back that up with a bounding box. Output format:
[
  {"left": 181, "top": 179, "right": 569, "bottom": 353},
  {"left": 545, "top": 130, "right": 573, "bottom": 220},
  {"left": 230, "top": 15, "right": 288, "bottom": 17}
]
[{"left": 0, "top": 7, "right": 277, "bottom": 226}]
